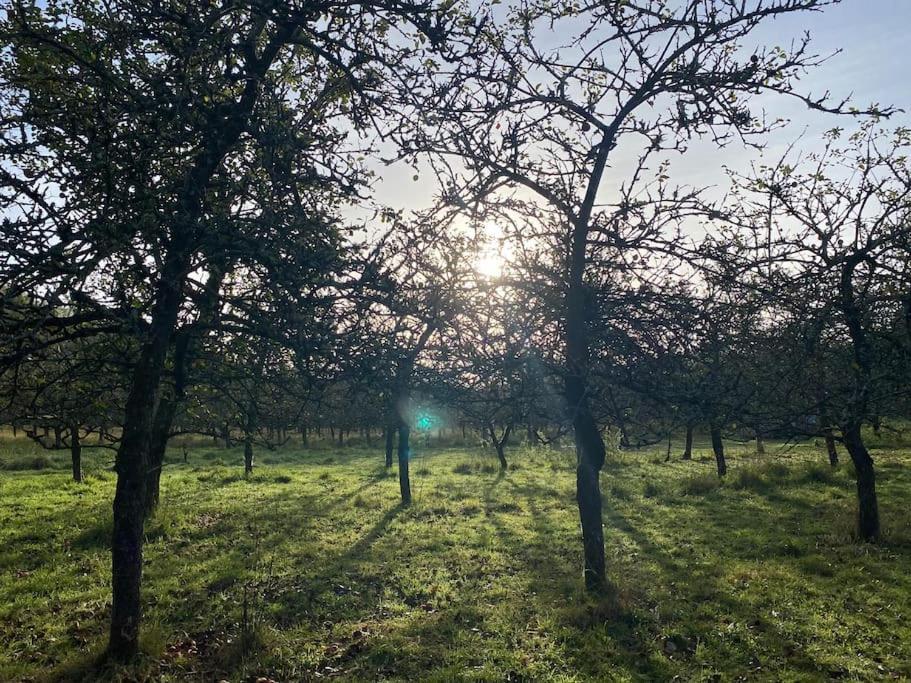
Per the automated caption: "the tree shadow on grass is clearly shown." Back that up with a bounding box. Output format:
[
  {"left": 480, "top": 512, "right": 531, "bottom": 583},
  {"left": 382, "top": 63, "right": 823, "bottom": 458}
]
[
  {"left": 603, "top": 501, "right": 831, "bottom": 679},
  {"left": 484, "top": 470, "right": 847, "bottom": 680},
  {"left": 495, "top": 477, "right": 678, "bottom": 680},
  {"left": 30, "top": 452, "right": 911, "bottom": 682},
  {"left": 266, "top": 502, "right": 405, "bottom": 630}
]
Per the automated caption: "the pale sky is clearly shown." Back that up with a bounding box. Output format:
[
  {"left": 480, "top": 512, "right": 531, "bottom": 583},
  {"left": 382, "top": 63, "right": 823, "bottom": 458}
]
[{"left": 372, "top": 0, "right": 911, "bottom": 213}]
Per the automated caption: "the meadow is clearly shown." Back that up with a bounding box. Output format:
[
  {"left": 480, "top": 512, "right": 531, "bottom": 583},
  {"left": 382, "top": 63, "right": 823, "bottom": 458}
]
[{"left": 1, "top": 433, "right": 909, "bottom": 682}]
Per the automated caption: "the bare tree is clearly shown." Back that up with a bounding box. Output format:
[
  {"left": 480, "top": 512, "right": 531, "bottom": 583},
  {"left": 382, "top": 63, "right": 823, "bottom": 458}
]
[
  {"left": 731, "top": 124, "right": 911, "bottom": 541},
  {"left": 402, "top": 0, "right": 880, "bottom": 588}
]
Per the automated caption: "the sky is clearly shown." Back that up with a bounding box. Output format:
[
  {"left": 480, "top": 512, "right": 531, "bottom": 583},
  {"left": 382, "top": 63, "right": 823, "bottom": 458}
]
[
  {"left": 675, "top": 0, "right": 911, "bottom": 187},
  {"left": 372, "top": 0, "right": 911, "bottom": 214}
]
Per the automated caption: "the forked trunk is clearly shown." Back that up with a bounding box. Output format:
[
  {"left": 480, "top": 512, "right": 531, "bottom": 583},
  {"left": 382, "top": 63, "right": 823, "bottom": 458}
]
[
  {"left": 710, "top": 423, "right": 726, "bottom": 477},
  {"left": 110, "top": 247, "right": 188, "bottom": 659},
  {"left": 398, "top": 423, "right": 411, "bottom": 505},
  {"left": 145, "top": 322, "right": 200, "bottom": 514},
  {"left": 488, "top": 423, "right": 511, "bottom": 470},
  {"left": 843, "top": 423, "right": 879, "bottom": 541}
]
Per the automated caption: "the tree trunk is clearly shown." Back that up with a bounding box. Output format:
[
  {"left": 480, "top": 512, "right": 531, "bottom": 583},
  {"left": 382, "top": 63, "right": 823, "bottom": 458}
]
[
  {"left": 564, "top": 167, "right": 609, "bottom": 590},
  {"left": 618, "top": 424, "right": 631, "bottom": 449},
  {"left": 338, "top": 427, "right": 344, "bottom": 446},
  {"left": 843, "top": 423, "right": 879, "bottom": 541},
  {"left": 838, "top": 258, "right": 878, "bottom": 540},
  {"left": 244, "top": 437, "right": 254, "bottom": 475},
  {"left": 54, "top": 425, "right": 62, "bottom": 449},
  {"left": 398, "top": 423, "right": 411, "bottom": 505},
  {"left": 682, "top": 423, "right": 693, "bottom": 460},
  {"left": 301, "top": 424, "right": 308, "bottom": 446},
  {"left": 243, "top": 408, "right": 257, "bottom": 476},
  {"left": 109, "top": 470, "right": 145, "bottom": 660},
  {"left": 145, "top": 316, "right": 204, "bottom": 515},
  {"left": 223, "top": 422, "right": 232, "bottom": 448},
  {"left": 145, "top": 395, "right": 176, "bottom": 515},
  {"left": 576, "top": 452, "right": 605, "bottom": 589},
  {"left": 110, "top": 239, "right": 190, "bottom": 659},
  {"left": 755, "top": 432, "right": 765, "bottom": 455},
  {"left": 384, "top": 423, "right": 395, "bottom": 468},
  {"left": 110, "top": 398, "right": 158, "bottom": 657},
  {"left": 710, "top": 423, "right": 726, "bottom": 477},
  {"left": 70, "top": 425, "right": 82, "bottom": 483},
  {"left": 145, "top": 440, "right": 165, "bottom": 512},
  {"left": 566, "top": 295, "right": 607, "bottom": 589},
  {"left": 820, "top": 407, "right": 839, "bottom": 466},
  {"left": 488, "top": 423, "right": 511, "bottom": 470},
  {"left": 825, "top": 429, "right": 839, "bottom": 466},
  {"left": 495, "top": 442, "right": 508, "bottom": 470},
  {"left": 110, "top": 382, "right": 168, "bottom": 657}
]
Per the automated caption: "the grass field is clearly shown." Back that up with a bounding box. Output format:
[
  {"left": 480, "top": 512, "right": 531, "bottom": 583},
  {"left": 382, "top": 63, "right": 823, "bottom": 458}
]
[{"left": 1, "top": 433, "right": 909, "bottom": 681}]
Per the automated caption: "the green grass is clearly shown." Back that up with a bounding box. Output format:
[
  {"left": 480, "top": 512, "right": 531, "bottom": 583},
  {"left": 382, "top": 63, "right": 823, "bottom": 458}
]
[{"left": 1, "top": 435, "right": 910, "bottom": 681}]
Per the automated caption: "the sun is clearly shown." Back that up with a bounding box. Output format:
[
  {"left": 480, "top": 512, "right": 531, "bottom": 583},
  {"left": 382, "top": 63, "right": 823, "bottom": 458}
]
[
  {"left": 475, "top": 250, "right": 504, "bottom": 278},
  {"left": 473, "top": 221, "right": 508, "bottom": 278}
]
